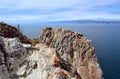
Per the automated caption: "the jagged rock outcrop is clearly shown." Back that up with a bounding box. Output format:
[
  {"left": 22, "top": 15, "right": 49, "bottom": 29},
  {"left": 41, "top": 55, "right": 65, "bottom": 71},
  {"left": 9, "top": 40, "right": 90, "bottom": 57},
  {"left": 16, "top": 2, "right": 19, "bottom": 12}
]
[
  {"left": 0, "top": 22, "right": 30, "bottom": 43},
  {"left": 0, "top": 24, "right": 103, "bottom": 79},
  {"left": 0, "top": 37, "right": 36, "bottom": 79},
  {"left": 39, "top": 27, "right": 104, "bottom": 79}
]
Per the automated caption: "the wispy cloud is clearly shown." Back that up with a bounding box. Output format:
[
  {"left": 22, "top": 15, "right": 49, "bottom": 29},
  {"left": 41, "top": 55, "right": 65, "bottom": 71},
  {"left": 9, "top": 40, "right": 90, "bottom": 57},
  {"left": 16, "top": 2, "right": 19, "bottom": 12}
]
[{"left": 0, "top": 0, "right": 120, "bottom": 23}]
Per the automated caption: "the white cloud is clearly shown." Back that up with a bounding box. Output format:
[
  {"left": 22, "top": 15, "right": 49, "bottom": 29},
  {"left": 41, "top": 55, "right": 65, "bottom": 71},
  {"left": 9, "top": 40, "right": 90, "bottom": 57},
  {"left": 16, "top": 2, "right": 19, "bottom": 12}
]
[
  {"left": 0, "top": 0, "right": 82, "bottom": 10},
  {"left": 0, "top": 0, "right": 120, "bottom": 22},
  {"left": 1, "top": 0, "right": 119, "bottom": 10}
]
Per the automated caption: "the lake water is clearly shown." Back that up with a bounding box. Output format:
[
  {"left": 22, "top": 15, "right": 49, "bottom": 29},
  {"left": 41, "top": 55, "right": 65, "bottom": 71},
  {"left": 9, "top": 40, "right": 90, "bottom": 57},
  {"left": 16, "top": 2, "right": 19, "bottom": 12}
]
[{"left": 14, "top": 23, "right": 120, "bottom": 79}]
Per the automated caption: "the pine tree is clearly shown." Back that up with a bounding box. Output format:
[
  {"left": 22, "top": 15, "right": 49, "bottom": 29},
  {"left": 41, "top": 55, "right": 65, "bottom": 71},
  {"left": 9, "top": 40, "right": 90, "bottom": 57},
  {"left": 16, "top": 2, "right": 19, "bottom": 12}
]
[{"left": 17, "top": 24, "right": 20, "bottom": 32}]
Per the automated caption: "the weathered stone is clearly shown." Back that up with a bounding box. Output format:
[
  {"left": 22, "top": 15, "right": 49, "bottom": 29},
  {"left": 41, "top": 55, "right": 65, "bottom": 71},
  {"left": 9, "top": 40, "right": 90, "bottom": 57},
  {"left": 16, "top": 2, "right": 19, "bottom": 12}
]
[
  {"left": 0, "top": 36, "right": 36, "bottom": 79},
  {"left": 0, "top": 25, "right": 104, "bottom": 79},
  {"left": 0, "top": 22, "right": 30, "bottom": 43},
  {"left": 39, "top": 27, "right": 103, "bottom": 79}
]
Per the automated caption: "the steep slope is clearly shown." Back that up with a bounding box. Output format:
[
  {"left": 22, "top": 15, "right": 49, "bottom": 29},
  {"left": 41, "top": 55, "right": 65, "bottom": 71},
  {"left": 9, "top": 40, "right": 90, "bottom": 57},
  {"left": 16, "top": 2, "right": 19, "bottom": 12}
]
[
  {"left": 0, "top": 37, "right": 34, "bottom": 79},
  {"left": 39, "top": 27, "right": 104, "bottom": 79},
  {"left": 0, "top": 22, "right": 30, "bottom": 43},
  {"left": 0, "top": 23, "right": 103, "bottom": 79}
]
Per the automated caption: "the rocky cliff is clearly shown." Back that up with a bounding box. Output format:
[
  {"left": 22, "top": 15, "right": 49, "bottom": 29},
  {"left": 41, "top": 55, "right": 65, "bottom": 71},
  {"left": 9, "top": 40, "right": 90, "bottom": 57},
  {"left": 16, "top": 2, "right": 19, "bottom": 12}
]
[
  {"left": 0, "top": 22, "right": 30, "bottom": 43},
  {"left": 0, "top": 23, "right": 103, "bottom": 79}
]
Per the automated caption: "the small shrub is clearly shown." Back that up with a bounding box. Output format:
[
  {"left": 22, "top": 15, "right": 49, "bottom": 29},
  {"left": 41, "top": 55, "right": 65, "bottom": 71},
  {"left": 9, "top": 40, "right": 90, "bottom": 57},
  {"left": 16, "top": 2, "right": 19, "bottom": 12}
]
[{"left": 30, "top": 39, "right": 40, "bottom": 46}]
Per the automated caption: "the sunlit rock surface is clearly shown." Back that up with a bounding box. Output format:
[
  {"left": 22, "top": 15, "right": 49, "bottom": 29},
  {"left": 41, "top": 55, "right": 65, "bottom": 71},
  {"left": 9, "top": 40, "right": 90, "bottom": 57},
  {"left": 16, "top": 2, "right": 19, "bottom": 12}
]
[
  {"left": 0, "top": 25, "right": 104, "bottom": 79},
  {"left": 39, "top": 27, "right": 103, "bottom": 79}
]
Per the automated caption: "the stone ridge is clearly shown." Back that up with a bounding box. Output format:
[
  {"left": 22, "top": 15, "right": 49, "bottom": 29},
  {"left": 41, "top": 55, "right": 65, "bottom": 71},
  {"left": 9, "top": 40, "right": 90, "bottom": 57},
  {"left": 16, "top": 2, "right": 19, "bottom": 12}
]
[
  {"left": 0, "top": 22, "right": 30, "bottom": 43},
  {"left": 0, "top": 24, "right": 104, "bottom": 79},
  {"left": 39, "top": 27, "right": 104, "bottom": 79}
]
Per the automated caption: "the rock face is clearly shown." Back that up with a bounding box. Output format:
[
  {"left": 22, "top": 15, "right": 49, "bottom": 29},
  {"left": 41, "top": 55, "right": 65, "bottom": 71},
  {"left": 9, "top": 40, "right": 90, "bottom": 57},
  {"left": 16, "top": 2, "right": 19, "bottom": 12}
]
[
  {"left": 39, "top": 27, "right": 103, "bottom": 79},
  {"left": 0, "top": 37, "right": 36, "bottom": 79},
  {"left": 0, "top": 24, "right": 103, "bottom": 79},
  {"left": 0, "top": 22, "right": 30, "bottom": 43}
]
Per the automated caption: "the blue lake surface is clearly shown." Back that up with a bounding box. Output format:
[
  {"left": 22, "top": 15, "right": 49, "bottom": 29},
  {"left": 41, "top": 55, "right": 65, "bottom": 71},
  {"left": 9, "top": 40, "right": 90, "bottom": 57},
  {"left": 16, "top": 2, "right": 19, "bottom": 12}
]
[{"left": 14, "top": 23, "right": 120, "bottom": 79}]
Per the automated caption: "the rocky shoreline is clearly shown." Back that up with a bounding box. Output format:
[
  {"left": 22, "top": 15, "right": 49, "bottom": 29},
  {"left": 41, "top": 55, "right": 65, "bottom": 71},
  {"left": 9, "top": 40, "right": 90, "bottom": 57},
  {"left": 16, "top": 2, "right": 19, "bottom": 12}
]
[{"left": 0, "top": 23, "right": 103, "bottom": 79}]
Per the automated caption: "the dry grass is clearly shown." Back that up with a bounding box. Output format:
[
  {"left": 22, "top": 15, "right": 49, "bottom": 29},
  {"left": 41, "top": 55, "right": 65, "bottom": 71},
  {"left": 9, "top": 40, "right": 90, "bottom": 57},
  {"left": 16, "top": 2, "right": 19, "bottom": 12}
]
[{"left": 30, "top": 39, "right": 40, "bottom": 46}]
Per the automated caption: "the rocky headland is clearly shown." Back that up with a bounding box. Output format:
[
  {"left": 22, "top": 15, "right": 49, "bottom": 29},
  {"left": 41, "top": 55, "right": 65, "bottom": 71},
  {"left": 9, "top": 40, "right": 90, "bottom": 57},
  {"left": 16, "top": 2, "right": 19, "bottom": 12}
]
[{"left": 0, "top": 22, "right": 104, "bottom": 79}]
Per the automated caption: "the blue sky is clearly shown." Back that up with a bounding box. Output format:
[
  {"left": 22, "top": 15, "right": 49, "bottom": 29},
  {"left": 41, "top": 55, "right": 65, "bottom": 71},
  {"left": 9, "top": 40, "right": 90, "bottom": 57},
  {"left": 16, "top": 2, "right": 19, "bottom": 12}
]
[{"left": 0, "top": 0, "right": 120, "bottom": 23}]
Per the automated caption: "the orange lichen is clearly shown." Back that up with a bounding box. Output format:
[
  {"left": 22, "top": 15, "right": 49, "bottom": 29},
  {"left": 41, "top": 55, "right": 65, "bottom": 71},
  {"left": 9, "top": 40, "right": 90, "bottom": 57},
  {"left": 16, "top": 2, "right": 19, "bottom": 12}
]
[{"left": 54, "top": 59, "right": 60, "bottom": 67}]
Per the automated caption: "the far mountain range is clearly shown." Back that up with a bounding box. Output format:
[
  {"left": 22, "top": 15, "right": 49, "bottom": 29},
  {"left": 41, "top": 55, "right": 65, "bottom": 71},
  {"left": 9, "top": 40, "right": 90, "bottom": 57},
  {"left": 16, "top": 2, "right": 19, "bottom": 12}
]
[{"left": 52, "top": 20, "right": 120, "bottom": 24}]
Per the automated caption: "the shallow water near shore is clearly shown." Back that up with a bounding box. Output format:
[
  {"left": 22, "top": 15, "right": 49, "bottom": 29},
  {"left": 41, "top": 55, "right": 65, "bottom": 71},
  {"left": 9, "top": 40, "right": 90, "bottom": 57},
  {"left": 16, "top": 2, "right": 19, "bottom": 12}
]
[{"left": 14, "top": 23, "right": 120, "bottom": 79}]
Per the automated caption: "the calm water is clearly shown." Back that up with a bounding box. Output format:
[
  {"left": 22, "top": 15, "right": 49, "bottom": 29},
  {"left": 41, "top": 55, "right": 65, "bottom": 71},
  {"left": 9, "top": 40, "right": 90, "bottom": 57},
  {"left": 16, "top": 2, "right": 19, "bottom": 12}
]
[{"left": 14, "top": 23, "right": 120, "bottom": 79}]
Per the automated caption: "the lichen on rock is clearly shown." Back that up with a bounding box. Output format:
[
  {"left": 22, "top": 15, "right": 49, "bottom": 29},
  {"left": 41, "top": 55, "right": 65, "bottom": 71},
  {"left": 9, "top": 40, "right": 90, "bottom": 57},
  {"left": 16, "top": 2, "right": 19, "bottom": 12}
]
[
  {"left": 39, "top": 27, "right": 104, "bottom": 79},
  {"left": 0, "top": 24, "right": 104, "bottom": 79}
]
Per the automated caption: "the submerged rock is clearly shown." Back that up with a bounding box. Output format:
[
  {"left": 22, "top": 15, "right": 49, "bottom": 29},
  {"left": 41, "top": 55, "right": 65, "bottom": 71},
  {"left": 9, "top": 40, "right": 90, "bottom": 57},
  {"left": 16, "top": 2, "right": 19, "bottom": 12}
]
[{"left": 0, "top": 24, "right": 104, "bottom": 79}]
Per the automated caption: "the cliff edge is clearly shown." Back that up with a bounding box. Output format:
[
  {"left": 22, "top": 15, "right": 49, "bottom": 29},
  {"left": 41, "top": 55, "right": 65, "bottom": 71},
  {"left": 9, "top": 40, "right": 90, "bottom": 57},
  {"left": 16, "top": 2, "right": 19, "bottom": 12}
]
[
  {"left": 0, "top": 23, "right": 103, "bottom": 79},
  {"left": 0, "top": 22, "right": 30, "bottom": 43},
  {"left": 39, "top": 27, "right": 103, "bottom": 79}
]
